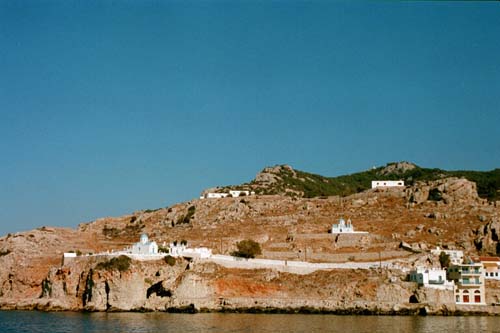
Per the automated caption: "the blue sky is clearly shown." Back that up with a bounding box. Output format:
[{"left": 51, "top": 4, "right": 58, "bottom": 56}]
[{"left": 1, "top": 1, "right": 499, "bottom": 235}]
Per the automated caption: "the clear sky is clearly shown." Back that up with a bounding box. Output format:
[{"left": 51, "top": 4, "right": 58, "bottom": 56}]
[{"left": 1, "top": 1, "right": 499, "bottom": 235}]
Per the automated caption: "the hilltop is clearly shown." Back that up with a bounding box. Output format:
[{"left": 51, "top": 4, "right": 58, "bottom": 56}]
[{"left": 210, "top": 162, "right": 500, "bottom": 201}]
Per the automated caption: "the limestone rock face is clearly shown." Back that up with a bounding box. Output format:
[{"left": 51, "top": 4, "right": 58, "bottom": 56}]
[
  {"left": 474, "top": 218, "right": 500, "bottom": 254},
  {"left": 407, "top": 177, "right": 480, "bottom": 205},
  {"left": 415, "top": 286, "right": 455, "bottom": 306}
]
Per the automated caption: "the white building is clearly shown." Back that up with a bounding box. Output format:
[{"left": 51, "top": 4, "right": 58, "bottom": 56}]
[
  {"left": 473, "top": 256, "right": 500, "bottom": 280},
  {"left": 431, "top": 247, "right": 464, "bottom": 265},
  {"left": 448, "top": 263, "right": 486, "bottom": 305},
  {"left": 202, "top": 193, "right": 229, "bottom": 199},
  {"left": 331, "top": 218, "right": 368, "bottom": 234},
  {"left": 169, "top": 242, "right": 212, "bottom": 259},
  {"left": 131, "top": 234, "right": 158, "bottom": 255},
  {"left": 229, "top": 190, "right": 251, "bottom": 197},
  {"left": 371, "top": 180, "right": 404, "bottom": 189},
  {"left": 332, "top": 218, "right": 353, "bottom": 233},
  {"left": 200, "top": 190, "right": 255, "bottom": 199},
  {"left": 409, "top": 267, "right": 454, "bottom": 290}
]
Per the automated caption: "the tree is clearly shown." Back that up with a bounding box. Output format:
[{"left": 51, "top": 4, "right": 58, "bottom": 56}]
[
  {"left": 439, "top": 251, "right": 450, "bottom": 268},
  {"left": 231, "top": 239, "right": 262, "bottom": 259}
]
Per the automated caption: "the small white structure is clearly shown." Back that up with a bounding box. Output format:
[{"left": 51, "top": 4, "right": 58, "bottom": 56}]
[
  {"left": 131, "top": 234, "right": 158, "bottom": 255},
  {"left": 169, "top": 242, "right": 212, "bottom": 259},
  {"left": 229, "top": 190, "right": 252, "bottom": 197},
  {"left": 331, "top": 218, "right": 368, "bottom": 234},
  {"left": 200, "top": 190, "right": 255, "bottom": 199},
  {"left": 409, "top": 267, "right": 454, "bottom": 290},
  {"left": 332, "top": 218, "right": 353, "bottom": 233},
  {"left": 202, "top": 193, "right": 229, "bottom": 199},
  {"left": 431, "top": 247, "right": 464, "bottom": 265},
  {"left": 371, "top": 180, "right": 404, "bottom": 189},
  {"left": 169, "top": 242, "right": 187, "bottom": 256},
  {"left": 62, "top": 252, "right": 77, "bottom": 265}
]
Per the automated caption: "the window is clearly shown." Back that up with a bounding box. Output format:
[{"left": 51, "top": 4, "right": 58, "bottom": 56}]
[
  {"left": 474, "top": 290, "right": 481, "bottom": 303},
  {"left": 463, "top": 290, "right": 470, "bottom": 303}
]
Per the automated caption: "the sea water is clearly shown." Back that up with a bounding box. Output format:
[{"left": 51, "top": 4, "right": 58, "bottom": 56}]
[{"left": 1, "top": 311, "right": 499, "bottom": 333}]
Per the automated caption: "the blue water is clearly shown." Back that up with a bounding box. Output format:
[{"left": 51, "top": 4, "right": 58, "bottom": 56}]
[{"left": 1, "top": 311, "right": 499, "bottom": 333}]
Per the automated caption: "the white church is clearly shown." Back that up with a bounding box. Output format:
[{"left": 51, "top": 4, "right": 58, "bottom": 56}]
[
  {"left": 131, "top": 234, "right": 159, "bottom": 255},
  {"left": 331, "top": 218, "right": 368, "bottom": 234}
]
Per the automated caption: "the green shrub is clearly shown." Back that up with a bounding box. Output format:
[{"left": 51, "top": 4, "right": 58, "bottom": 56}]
[
  {"left": 439, "top": 251, "right": 451, "bottom": 268},
  {"left": 164, "top": 255, "right": 176, "bottom": 266},
  {"left": 177, "top": 206, "right": 196, "bottom": 224},
  {"left": 102, "top": 226, "right": 120, "bottom": 237},
  {"left": 231, "top": 239, "right": 262, "bottom": 259},
  {"left": 95, "top": 255, "right": 132, "bottom": 272}
]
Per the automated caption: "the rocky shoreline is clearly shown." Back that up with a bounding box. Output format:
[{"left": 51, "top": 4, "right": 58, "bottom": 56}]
[{"left": 2, "top": 299, "right": 500, "bottom": 317}]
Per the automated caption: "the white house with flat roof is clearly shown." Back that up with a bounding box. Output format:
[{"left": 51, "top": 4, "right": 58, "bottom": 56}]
[
  {"left": 409, "top": 267, "right": 454, "bottom": 290},
  {"left": 200, "top": 190, "right": 255, "bottom": 199},
  {"left": 371, "top": 180, "right": 404, "bottom": 189},
  {"left": 431, "top": 247, "right": 464, "bottom": 265},
  {"left": 169, "top": 242, "right": 212, "bottom": 259},
  {"left": 473, "top": 256, "right": 500, "bottom": 281}
]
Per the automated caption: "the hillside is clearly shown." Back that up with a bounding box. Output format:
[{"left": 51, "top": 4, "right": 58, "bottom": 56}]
[
  {"left": 0, "top": 162, "right": 499, "bottom": 313},
  {"left": 215, "top": 162, "right": 500, "bottom": 201}
]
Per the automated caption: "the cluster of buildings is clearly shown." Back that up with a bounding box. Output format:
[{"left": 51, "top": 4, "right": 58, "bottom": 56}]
[
  {"left": 409, "top": 248, "right": 500, "bottom": 305},
  {"left": 64, "top": 234, "right": 212, "bottom": 262},
  {"left": 200, "top": 190, "right": 255, "bottom": 199},
  {"left": 125, "top": 234, "right": 211, "bottom": 259}
]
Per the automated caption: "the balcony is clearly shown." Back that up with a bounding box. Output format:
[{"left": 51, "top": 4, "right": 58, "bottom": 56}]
[
  {"left": 460, "top": 270, "right": 482, "bottom": 276},
  {"left": 460, "top": 280, "right": 482, "bottom": 286}
]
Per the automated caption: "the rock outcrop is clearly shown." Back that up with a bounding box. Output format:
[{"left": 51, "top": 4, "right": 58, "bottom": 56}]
[
  {"left": 474, "top": 218, "right": 500, "bottom": 255},
  {"left": 407, "top": 177, "right": 480, "bottom": 205},
  {"left": 378, "top": 162, "right": 417, "bottom": 176}
]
